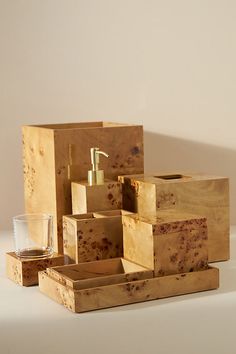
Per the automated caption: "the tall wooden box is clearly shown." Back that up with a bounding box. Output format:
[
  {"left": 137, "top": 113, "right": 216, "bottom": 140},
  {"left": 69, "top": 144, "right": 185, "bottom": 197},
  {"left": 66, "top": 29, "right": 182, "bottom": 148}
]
[
  {"left": 119, "top": 173, "right": 229, "bottom": 262},
  {"left": 63, "top": 210, "right": 133, "bottom": 263},
  {"left": 122, "top": 210, "right": 208, "bottom": 276},
  {"left": 22, "top": 122, "right": 144, "bottom": 253}
]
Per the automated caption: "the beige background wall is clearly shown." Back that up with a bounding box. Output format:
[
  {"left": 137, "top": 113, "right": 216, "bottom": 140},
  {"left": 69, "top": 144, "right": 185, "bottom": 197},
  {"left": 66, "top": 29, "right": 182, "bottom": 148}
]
[{"left": 0, "top": 0, "right": 235, "bottom": 229}]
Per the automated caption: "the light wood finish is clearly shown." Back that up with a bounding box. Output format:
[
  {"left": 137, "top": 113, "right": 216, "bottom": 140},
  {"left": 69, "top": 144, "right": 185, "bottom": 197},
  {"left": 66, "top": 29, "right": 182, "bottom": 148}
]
[
  {"left": 22, "top": 122, "right": 144, "bottom": 253},
  {"left": 123, "top": 210, "right": 208, "bottom": 276},
  {"left": 6, "top": 252, "right": 65, "bottom": 286},
  {"left": 46, "top": 258, "right": 153, "bottom": 290},
  {"left": 119, "top": 173, "right": 230, "bottom": 262},
  {"left": 93, "top": 210, "right": 133, "bottom": 217},
  {"left": 39, "top": 266, "right": 219, "bottom": 313},
  {"left": 71, "top": 180, "right": 122, "bottom": 214},
  {"left": 63, "top": 210, "right": 132, "bottom": 263}
]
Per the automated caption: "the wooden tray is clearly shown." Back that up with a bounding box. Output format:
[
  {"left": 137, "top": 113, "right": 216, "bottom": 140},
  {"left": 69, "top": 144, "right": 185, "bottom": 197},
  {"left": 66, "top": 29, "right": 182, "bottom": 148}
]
[
  {"left": 46, "top": 257, "right": 153, "bottom": 290},
  {"left": 39, "top": 258, "right": 219, "bottom": 313}
]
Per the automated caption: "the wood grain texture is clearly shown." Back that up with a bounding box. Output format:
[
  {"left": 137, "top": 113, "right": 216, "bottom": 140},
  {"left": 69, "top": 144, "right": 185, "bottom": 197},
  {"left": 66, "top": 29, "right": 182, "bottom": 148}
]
[
  {"left": 23, "top": 122, "right": 144, "bottom": 253},
  {"left": 71, "top": 180, "right": 122, "bottom": 214},
  {"left": 122, "top": 215, "right": 154, "bottom": 270},
  {"left": 39, "top": 271, "right": 76, "bottom": 312},
  {"left": 63, "top": 210, "right": 131, "bottom": 263},
  {"left": 119, "top": 173, "right": 229, "bottom": 262},
  {"left": 6, "top": 252, "right": 65, "bottom": 286},
  {"left": 22, "top": 126, "right": 57, "bottom": 244},
  {"left": 39, "top": 266, "right": 219, "bottom": 313},
  {"left": 46, "top": 258, "right": 153, "bottom": 290},
  {"left": 123, "top": 210, "right": 208, "bottom": 276}
]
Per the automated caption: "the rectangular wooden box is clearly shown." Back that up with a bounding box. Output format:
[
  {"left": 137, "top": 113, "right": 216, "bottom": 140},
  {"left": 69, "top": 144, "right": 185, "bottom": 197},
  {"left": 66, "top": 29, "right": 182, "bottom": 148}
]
[
  {"left": 63, "top": 210, "right": 133, "bottom": 263},
  {"left": 123, "top": 210, "right": 208, "bottom": 277},
  {"left": 119, "top": 173, "right": 230, "bottom": 262},
  {"left": 71, "top": 180, "right": 122, "bottom": 214},
  {"left": 6, "top": 252, "right": 65, "bottom": 286},
  {"left": 39, "top": 260, "right": 219, "bottom": 313},
  {"left": 22, "top": 122, "right": 144, "bottom": 253}
]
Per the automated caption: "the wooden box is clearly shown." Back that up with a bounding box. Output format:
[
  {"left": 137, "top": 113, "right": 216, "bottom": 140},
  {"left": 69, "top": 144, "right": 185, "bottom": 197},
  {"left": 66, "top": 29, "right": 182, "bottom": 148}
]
[
  {"left": 22, "top": 122, "right": 144, "bottom": 253},
  {"left": 119, "top": 173, "right": 229, "bottom": 262},
  {"left": 38, "top": 258, "right": 219, "bottom": 313},
  {"left": 122, "top": 210, "right": 208, "bottom": 277},
  {"left": 71, "top": 180, "right": 122, "bottom": 214},
  {"left": 6, "top": 252, "right": 65, "bottom": 286},
  {"left": 63, "top": 210, "right": 133, "bottom": 263}
]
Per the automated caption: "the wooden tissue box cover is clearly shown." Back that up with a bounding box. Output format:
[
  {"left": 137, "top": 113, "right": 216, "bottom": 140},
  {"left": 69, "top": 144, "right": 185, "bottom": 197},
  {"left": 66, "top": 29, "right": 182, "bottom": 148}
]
[
  {"left": 71, "top": 180, "right": 122, "bottom": 214},
  {"left": 122, "top": 210, "right": 208, "bottom": 277},
  {"left": 22, "top": 122, "right": 144, "bottom": 253},
  {"left": 119, "top": 173, "right": 229, "bottom": 262},
  {"left": 38, "top": 257, "right": 219, "bottom": 313},
  {"left": 63, "top": 210, "right": 133, "bottom": 263},
  {"left": 6, "top": 252, "right": 65, "bottom": 286}
]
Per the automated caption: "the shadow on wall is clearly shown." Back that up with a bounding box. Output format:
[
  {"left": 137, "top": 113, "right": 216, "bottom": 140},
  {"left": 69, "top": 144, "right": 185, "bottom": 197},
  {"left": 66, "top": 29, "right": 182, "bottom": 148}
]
[{"left": 144, "top": 131, "right": 236, "bottom": 224}]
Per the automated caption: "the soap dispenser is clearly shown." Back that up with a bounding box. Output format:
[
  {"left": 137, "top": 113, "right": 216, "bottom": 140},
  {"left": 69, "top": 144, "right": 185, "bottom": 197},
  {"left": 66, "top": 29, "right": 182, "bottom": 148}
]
[
  {"left": 88, "top": 147, "right": 109, "bottom": 186},
  {"left": 71, "top": 147, "right": 123, "bottom": 214}
]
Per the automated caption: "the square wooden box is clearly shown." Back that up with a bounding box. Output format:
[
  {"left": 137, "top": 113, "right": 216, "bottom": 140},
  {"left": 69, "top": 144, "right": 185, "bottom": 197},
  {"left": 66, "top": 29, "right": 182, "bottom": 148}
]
[
  {"left": 38, "top": 257, "right": 219, "bottom": 313},
  {"left": 122, "top": 210, "right": 208, "bottom": 277},
  {"left": 63, "top": 210, "right": 133, "bottom": 263},
  {"left": 71, "top": 180, "right": 122, "bottom": 214},
  {"left": 22, "top": 122, "right": 144, "bottom": 253},
  {"left": 6, "top": 252, "right": 65, "bottom": 286},
  {"left": 119, "top": 173, "right": 229, "bottom": 262}
]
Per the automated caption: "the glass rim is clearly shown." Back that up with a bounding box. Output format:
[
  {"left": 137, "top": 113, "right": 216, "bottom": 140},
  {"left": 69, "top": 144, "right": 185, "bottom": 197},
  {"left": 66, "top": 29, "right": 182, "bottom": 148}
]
[{"left": 13, "top": 213, "right": 53, "bottom": 222}]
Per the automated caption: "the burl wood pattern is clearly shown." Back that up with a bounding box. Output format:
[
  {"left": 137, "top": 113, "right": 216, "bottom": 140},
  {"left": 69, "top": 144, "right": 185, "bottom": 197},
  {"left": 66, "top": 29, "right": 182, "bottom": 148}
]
[
  {"left": 39, "top": 266, "right": 219, "bottom": 313},
  {"left": 71, "top": 180, "right": 122, "bottom": 214},
  {"left": 63, "top": 210, "right": 131, "bottom": 263},
  {"left": 22, "top": 122, "right": 144, "bottom": 253},
  {"left": 6, "top": 252, "right": 65, "bottom": 286},
  {"left": 119, "top": 173, "right": 229, "bottom": 262},
  {"left": 123, "top": 210, "right": 208, "bottom": 276},
  {"left": 46, "top": 258, "right": 153, "bottom": 290}
]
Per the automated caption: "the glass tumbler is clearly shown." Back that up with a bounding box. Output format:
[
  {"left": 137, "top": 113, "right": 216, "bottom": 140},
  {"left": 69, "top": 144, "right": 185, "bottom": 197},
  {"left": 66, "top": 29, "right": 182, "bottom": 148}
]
[{"left": 13, "top": 213, "right": 53, "bottom": 258}]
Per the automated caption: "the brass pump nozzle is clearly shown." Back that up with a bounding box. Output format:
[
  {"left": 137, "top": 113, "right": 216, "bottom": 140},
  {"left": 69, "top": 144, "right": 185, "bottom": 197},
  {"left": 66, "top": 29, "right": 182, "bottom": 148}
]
[{"left": 88, "top": 147, "right": 109, "bottom": 185}]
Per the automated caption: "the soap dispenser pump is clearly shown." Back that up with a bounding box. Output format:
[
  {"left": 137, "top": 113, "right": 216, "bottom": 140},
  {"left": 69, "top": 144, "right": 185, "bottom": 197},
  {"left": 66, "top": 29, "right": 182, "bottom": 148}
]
[{"left": 88, "top": 147, "right": 109, "bottom": 185}]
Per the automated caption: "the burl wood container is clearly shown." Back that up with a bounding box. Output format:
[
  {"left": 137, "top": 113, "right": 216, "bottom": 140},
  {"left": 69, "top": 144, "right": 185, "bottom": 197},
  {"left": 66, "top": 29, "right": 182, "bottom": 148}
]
[
  {"left": 39, "top": 258, "right": 219, "bottom": 313},
  {"left": 63, "top": 210, "right": 133, "bottom": 263},
  {"left": 119, "top": 173, "right": 229, "bottom": 262},
  {"left": 71, "top": 180, "right": 122, "bottom": 214},
  {"left": 22, "top": 122, "right": 144, "bottom": 253},
  {"left": 122, "top": 210, "right": 208, "bottom": 277},
  {"left": 6, "top": 252, "right": 64, "bottom": 286}
]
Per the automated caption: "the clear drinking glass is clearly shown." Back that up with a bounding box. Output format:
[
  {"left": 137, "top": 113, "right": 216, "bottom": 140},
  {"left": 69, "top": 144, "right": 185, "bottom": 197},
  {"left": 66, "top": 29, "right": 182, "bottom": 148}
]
[{"left": 13, "top": 213, "right": 53, "bottom": 258}]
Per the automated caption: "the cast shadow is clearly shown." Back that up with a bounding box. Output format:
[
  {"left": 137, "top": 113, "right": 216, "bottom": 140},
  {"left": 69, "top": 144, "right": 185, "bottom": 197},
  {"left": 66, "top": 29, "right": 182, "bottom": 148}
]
[{"left": 144, "top": 131, "right": 236, "bottom": 224}]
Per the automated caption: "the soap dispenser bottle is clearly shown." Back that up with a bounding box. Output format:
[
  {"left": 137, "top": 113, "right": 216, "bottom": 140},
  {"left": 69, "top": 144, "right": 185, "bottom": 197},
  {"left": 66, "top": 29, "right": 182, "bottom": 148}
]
[
  {"left": 88, "top": 147, "right": 109, "bottom": 186},
  {"left": 71, "top": 147, "right": 122, "bottom": 214}
]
